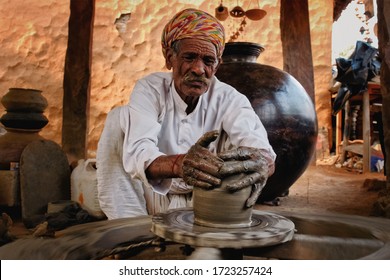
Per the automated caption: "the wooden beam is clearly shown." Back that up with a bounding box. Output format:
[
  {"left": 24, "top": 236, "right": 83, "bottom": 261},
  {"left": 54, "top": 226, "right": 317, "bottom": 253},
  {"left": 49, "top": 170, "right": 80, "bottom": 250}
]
[
  {"left": 362, "top": 90, "right": 371, "bottom": 173},
  {"left": 62, "top": 0, "right": 95, "bottom": 160},
  {"left": 280, "top": 0, "right": 315, "bottom": 103},
  {"left": 377, "top": 0, "right": 390, "bottom": 180}
]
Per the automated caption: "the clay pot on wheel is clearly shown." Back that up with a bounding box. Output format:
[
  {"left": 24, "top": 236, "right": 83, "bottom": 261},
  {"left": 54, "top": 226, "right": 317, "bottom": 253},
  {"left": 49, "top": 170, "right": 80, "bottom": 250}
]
[
  {"left": 193, "top": 174, "right": 252, "bottom": 228},
  {"left": 216, "top": 42, "right": 318, "bottom": 203}
]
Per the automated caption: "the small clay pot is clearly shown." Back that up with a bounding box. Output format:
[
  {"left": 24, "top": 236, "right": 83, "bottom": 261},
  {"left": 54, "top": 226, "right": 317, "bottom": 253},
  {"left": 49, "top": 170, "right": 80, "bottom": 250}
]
[
  {"left": 245, "top": 8, "right": 267, "bottom": 21},
  {"left": 215, "top": 4, "right": 229, "bottom": 21},
  {"left": 1, "top": 88, "right": 48, "bottom": 113},
  {"left": 193, "top": 173, "right": 253, "bottom": 228},
  {"left": 0, "top": 111, "right": 48, "bottom": 130},
  {"left": 230, "top": 6, "right": 245, "bottom": 18}
]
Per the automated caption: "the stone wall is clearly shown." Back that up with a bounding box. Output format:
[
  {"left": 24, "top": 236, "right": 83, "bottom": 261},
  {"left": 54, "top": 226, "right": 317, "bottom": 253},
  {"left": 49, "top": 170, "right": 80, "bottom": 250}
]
[{"left": 0, "top": 0, "right": 333, "bottom": 158}]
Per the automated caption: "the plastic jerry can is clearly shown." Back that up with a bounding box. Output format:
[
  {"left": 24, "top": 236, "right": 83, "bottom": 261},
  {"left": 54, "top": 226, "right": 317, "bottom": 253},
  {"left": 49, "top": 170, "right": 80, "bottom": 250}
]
[{"left": 71, "top": 159, "right": 105, "bottom": 218}]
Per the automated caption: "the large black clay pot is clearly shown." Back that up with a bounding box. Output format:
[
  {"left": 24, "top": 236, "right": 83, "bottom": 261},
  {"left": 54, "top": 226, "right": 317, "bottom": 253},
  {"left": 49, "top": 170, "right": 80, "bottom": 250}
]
[{"left": 216, "top": 42, "right": 318, "bottom": 202}]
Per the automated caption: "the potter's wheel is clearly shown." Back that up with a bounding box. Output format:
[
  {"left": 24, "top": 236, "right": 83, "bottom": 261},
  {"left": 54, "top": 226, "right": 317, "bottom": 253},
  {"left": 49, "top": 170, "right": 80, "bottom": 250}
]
[{"left": 151, "top": 208, "right": 295, "bottom": 248}]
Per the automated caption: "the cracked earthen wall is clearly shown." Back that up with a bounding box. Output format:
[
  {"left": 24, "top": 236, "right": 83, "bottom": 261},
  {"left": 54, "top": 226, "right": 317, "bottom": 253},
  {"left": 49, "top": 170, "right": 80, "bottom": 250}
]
[{"left": 0, "top": 0, "right": 333, "bottom": 158}]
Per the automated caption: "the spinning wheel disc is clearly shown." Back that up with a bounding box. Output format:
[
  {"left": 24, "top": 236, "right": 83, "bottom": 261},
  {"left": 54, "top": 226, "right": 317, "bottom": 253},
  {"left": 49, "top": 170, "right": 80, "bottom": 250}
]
[{"left": 152, "top": 208, "right": 295, "bottom": 248}]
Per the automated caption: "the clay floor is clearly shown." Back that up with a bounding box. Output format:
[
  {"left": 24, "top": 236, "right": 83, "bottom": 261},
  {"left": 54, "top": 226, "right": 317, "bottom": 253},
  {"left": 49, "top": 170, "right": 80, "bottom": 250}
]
[{"left": 257, "top": 163, "right": 387, "bottom": 217}]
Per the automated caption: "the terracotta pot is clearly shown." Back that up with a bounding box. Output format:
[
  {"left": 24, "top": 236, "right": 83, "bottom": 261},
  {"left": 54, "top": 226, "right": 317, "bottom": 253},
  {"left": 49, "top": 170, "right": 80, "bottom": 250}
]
[
  {"left": 1, "top": 88, "right": 48, "bottom": 113},
  {"left": 0, "top": 129, "right": 44, "bottom": 167},
  {"left": 245, "top": 8, "right": 267, "bottom": 21},
  {"left": 215, "top": 4, "right": 229, "bottom": 21},
  {"left": 0, "top": 87, "right": 48, "bottom": 168},
  {"left": 193, "top": 174, "right": 252, "bottom": 228},
  {"left": 230, "top": 6, "right": 245, "bottom": 18},
  {"left": 216, "top": 42, "right": 318, "bottom": 202},
  {"left": 1, "top": 111, "right": 48, "bottom": 130}
]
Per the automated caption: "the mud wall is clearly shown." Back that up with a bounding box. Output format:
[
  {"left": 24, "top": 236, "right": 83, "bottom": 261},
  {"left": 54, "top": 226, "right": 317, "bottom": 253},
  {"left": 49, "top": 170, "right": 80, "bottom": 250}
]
[{"left": 0, "top": 0, "right": 333, "bottom": 158}]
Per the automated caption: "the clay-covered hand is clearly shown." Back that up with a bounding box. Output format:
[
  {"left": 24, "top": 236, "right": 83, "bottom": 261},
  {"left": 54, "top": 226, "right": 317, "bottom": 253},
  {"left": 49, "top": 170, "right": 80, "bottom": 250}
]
[
  {"left": 182, "top": 130, "right": 224, "bottom": 189},
  {"left": 218, "top": 146, "right": 269, "bottom": 207}
]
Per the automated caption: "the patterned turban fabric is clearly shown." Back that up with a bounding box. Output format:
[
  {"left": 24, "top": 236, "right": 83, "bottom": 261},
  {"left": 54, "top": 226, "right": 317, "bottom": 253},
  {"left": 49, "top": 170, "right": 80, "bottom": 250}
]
[{"left": 161, "top": 8, "right": 225, "bottom": 59}]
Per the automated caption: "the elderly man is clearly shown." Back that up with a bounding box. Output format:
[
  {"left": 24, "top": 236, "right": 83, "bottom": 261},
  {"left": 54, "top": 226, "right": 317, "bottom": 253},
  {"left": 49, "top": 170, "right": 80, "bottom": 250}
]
[{"left": 97, "top": 8, "right": 276, "bottom": 220}]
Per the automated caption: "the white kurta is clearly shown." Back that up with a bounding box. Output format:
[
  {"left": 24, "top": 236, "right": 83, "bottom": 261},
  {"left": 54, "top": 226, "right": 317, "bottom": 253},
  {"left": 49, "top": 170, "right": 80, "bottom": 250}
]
[{"left": 97, "top": 72, "right": 276, "bottom": 219}]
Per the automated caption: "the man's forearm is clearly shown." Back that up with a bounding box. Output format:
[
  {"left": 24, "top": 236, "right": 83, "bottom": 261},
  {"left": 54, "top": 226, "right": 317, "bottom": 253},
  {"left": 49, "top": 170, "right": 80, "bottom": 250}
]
[{"left": 145, "top": 154, "right": 185, "bottom": 180}]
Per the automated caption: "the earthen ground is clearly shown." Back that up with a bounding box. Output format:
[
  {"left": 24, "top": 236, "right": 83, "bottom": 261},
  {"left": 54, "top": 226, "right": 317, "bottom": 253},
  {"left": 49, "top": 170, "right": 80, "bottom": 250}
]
[{"left": 256, "top": 164, "right": 387, "bottom": 217}]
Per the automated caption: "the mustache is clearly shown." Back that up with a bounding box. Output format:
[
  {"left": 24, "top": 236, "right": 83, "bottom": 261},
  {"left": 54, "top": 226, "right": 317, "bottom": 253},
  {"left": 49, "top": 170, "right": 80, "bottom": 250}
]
[{"left": 183, "top": 73, "right": 209, "bottom": 84}]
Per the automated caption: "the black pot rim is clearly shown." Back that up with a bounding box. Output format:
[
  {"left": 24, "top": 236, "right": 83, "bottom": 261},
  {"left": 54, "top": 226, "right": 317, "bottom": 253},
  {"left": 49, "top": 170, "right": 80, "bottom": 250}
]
[
  {"left": 223, "top": 42, "right": 265, "bottom": 58},
  {"left": 8, "top": 88, "right": 42, "bottom": 93}
]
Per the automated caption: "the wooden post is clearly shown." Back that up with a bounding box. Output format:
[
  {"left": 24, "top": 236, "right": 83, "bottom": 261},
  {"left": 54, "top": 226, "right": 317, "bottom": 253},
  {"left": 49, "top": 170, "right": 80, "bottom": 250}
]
[
  {"left": 340, "top": 100, "right": 350, "bottom": 164},
  {"left": 362, "top": 90, "right": 371, "bottom": 173},
  {"left": 280, "top": 0, "right": 315, "bottom": 102},
  {"left": 62, "top": 0, "right": 95, "bottom": 161},
  {"left": 335, "top": 110, "right": 343, "bottom": 155},
  {"left": 373, "top": 0, "right": 390, "bottom": 216},
  {"left": 280, "top": 0, "right": 317, "bottom": 165}
]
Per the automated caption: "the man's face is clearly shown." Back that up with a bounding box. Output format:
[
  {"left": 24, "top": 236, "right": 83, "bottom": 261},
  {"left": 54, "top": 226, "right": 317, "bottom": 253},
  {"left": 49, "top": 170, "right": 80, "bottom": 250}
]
[{"left": 166, "top": 38, "right": 221, "bottom": 100}]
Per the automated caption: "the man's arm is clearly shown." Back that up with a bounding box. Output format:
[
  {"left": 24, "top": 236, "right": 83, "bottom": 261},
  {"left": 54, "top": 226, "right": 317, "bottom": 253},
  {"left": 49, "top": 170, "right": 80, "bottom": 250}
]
[
  {"left": 145, "top": 154, "right": 185, "bottom": 179},
  {"left": 145, "top": 131, "right": 223, "bottom": 189}
]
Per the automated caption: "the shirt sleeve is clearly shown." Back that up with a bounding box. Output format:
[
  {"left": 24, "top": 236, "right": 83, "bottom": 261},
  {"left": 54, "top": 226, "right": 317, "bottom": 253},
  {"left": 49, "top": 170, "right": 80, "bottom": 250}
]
[{"left": 121, "top": 76, "right": 166, "bottom": 192}]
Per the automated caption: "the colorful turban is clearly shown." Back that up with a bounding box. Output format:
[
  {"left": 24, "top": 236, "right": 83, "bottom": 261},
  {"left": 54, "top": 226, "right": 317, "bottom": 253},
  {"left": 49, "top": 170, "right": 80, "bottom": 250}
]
[{"left": 161, "top": 8, "right": 225, "bottom": 59}]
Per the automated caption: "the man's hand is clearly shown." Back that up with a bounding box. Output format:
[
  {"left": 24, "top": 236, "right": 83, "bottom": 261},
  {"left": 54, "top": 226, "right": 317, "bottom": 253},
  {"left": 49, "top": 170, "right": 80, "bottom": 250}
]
[
  {"left": 182, "top": 131, "right": 224, "bottom": 189},
  {"left": 218, "top": 146, "right": 269, "bottom": 207}
]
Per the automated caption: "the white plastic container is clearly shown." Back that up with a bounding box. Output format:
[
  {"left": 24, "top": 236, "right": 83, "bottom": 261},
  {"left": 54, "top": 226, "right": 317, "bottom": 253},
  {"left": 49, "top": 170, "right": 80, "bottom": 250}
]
[{"left": 71, "top": 159, "right": 105, "bottom": 218}]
